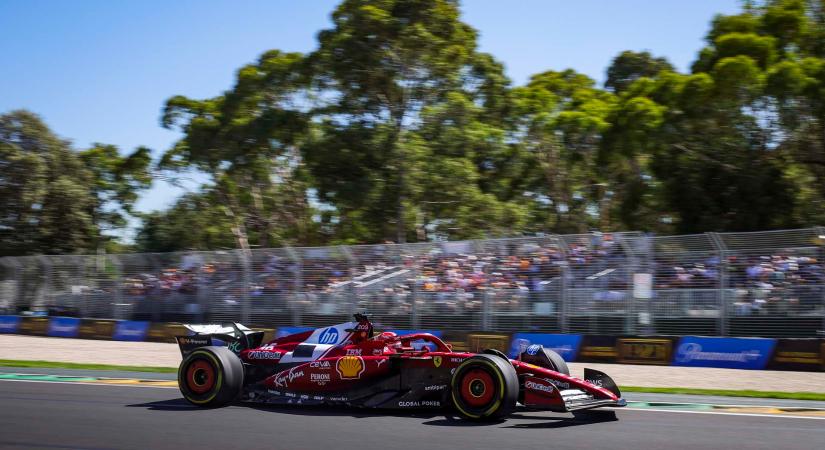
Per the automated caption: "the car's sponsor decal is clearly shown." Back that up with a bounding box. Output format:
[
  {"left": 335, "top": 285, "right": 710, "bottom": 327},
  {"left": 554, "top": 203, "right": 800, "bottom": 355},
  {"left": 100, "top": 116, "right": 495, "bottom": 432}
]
[
  {"left": 227, "top": 341, "right": 242, "bottom": 354},
  {"left": 318, "top": 327, "right": 339, "bottom": 345},
  {"left": 525, "top": 380, "right": 555, "bottom": 393},
  {"left": 247, "top": 350, "right": 282, "bottom": 360},
  {"left": 398, "top": 400, "right": 440, "bottom": 407},
  {"left": 310, "top": 373, "right": 331, "bottom": 384},
  {"left": 178, "top": 337, "right": 209, "bottom": 346},
  {"left": 336, "top": 356, "right": 365, "bottom": 379},
  {"left": 274, "top": 368, "right": 304, "bottom": 387},
  {"left": 586, "top": 378, "right": 603, "bottom": 387}
]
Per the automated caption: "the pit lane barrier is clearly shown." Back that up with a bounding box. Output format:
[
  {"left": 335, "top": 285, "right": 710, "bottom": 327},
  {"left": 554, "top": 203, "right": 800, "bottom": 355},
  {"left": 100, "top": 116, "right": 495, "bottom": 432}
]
[{"left": 1, "top": 315, "right": 823, "bottom": 371}]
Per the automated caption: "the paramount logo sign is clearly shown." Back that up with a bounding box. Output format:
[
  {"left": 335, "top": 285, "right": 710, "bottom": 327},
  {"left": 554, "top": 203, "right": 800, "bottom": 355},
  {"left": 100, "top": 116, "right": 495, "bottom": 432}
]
[{"left": 675, "top": 343, "right": 763, "bottom": 363}]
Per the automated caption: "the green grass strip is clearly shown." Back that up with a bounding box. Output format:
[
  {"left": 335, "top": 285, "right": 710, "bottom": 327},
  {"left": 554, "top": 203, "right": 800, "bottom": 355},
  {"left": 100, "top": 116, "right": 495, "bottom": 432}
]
[
  {"left": 1, "top": 360, "right": 824, "bottom": 401},
  {"left": 621, "top": 386, "right": 825, "bottom": 401},
  {"left": 0, "top": 359, "right": 177, "bottom": 373}
]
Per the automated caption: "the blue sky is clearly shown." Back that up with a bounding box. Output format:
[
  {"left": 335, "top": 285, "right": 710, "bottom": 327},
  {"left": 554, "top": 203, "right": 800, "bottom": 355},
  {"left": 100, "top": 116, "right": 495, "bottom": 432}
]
[{"left": 0, "top": 0, "right": 741, "bottom": 227}]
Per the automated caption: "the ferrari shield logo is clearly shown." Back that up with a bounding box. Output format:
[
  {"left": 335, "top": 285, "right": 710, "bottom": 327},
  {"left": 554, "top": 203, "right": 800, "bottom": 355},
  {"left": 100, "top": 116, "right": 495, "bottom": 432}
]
[{"left": 433, "top": 356, "right": 442, "bottom": 368}]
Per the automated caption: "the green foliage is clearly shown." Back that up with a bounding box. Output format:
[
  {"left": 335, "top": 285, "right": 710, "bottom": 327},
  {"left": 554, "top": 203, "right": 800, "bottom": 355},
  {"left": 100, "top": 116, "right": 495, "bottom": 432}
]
[
  {"left": 136, "top": 191, "right": 237, "bottom": 252},
  {"left": 159, "top": 50, "right": 312, "bottom": 250},
  {"left": 606, "top": 50, "right": 675, "bottom": 93},
  {"left": 0, "top": 111, "right": 149, "bottom": 256},
  {"left": 148, "top": 0, "right": 825, "bottom": 244},
  {"left": 9, "top": 0, "right": 825, "bottom": 255}
]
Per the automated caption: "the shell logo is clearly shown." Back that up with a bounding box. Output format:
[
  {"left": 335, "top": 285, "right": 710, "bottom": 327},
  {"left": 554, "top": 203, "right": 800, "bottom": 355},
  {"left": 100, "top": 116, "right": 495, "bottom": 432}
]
[{"left": 337, "top": 356, "right": 365, "bottom": 379}]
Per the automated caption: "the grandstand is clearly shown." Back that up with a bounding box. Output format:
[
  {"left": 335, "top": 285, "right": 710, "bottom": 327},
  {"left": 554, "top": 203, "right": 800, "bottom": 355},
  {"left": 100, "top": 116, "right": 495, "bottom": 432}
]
[{"left": 1, "top": 228, "right": 823, "bottom": 338}]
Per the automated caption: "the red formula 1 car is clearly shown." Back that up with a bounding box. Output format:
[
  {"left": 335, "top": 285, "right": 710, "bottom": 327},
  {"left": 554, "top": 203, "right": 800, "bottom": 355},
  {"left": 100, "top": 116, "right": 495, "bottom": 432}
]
[{"left": 176, "top": 314, "right": 625, "bottom": 420}]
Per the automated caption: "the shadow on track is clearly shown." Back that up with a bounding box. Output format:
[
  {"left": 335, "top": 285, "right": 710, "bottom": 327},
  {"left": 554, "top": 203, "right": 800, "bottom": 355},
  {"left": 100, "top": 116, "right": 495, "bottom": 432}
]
[
  {"left": 127, "top": 398, "right": 199, "bottom": 410},
  {"left": 503, "top": 410, "right": 619, "bottom": 429},
  {"left": 128, "top": 397, "right": 618, "bottom": 428}
]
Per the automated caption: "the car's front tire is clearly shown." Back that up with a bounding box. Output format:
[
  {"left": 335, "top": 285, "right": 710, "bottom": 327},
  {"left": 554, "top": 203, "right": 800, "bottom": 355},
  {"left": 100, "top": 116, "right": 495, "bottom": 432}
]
[
  {"left": 450, "top": 354, "right": 518, "bottom": 421},
  {"left": 178, "top": 346, "right": 243, "bottom": 407}
]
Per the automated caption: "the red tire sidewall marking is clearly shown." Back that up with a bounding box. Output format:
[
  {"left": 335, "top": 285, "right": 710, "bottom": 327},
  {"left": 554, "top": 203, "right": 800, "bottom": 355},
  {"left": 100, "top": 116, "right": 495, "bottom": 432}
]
[{"left": 460, "top": 368, "right": 495, "bottom": 408}]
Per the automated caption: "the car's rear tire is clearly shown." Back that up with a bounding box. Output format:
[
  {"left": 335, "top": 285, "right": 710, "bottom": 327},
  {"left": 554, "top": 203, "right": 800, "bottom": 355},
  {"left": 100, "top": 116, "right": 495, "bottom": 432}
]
[
  {"left": 450, "top": 354, "right": 518, "bottom": 421},
  {"left": 178, "top": 346, "right": 243, "bottom": 407}
]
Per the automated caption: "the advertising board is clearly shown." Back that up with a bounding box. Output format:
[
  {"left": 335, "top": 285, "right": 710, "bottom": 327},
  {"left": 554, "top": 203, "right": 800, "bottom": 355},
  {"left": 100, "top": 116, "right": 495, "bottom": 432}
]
[
  {"left": 673, "top": 336, "right": 776, "bottom": 369},
  {"left": 508, "top": 333, "right": 582, "bottom": 361},
  {"left": 113, "top": 321, "right": 150, "bottom": 341},
  {"left": 0, "top": 315, "right": 20, "bottom": 333},
  {"left": 47, "top": 317, "right": 81, "bottom": 338},
  {"left": 617, "top": 338, "right": 673, "bottom": 365}
]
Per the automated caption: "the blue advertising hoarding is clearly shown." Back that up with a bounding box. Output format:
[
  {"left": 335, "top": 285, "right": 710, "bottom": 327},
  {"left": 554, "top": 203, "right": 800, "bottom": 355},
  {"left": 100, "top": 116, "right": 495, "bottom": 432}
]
[
  {"left": 113, "top": 321, "right": 150, "bottom": 341},
  {"left": 509, "top": 333, "right": 583, "bottom": 361},
  {"left": 0, "top": 315, "right": 20, "bottom": 333},
  {"left": 47, "top": 317, "right": 80, "bottom": 338},
  {"left": 673, "top": 336, "right": 776, "bottom": 370}
]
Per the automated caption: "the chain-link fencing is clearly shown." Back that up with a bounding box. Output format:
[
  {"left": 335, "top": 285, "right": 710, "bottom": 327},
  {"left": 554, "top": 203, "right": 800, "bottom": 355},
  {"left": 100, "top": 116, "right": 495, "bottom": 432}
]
[{"left": 1, "top": 228, "right": 823, "bottom": 338}]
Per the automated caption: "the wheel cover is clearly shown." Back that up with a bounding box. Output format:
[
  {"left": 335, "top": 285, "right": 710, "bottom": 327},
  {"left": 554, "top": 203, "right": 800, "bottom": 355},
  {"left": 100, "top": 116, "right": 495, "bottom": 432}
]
[
  {"left": 186, "top": 359, "right": 215, "bottom": 394},
  {"left": 459, "top": 368, "right": 495, "bottom": 407}
]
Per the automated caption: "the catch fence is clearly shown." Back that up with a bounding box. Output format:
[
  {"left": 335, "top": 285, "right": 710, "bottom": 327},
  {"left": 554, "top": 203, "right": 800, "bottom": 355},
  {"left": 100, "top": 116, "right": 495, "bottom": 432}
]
[{"left": 1, "top": 228, "right": 824, "bottom": 338}]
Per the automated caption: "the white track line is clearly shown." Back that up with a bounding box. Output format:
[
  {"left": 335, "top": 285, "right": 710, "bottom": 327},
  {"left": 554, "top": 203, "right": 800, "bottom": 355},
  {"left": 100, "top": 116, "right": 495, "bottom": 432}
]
[
  {"left": 619, "top": 406, "right": 825, "bottom": 421},
  {"left": 631, "top": 400, "right": 825, "bottom": 409},
  {"left": 0, "top": 378, "right": 178, "bottom": 389}
]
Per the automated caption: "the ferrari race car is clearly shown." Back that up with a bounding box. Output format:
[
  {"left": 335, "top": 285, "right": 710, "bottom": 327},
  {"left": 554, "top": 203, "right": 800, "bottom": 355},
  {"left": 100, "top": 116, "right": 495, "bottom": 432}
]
[{"left": 176, "top": 314, "right": 625, "bottom": 420}]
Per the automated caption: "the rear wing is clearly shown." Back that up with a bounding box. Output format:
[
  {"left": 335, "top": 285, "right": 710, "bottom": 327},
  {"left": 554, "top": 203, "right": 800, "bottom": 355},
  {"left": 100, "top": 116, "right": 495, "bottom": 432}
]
[{"left": 175, "top": 322, "right": 264, "bottom": 357}]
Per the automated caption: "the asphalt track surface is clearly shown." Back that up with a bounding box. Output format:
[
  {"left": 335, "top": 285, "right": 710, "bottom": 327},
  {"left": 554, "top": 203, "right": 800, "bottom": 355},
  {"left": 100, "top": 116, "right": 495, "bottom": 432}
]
[
  {"left": 2, "top": 380, "right": 825, "bottom": 450},
  {"left": 5, "top": 366, "right": 825, "bottom": 409}
]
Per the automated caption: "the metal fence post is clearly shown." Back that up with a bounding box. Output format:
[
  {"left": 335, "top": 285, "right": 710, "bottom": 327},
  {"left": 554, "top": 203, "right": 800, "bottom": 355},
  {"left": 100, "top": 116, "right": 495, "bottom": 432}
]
[
  {"left": 480, "top": 289, "right": 490, "bottom": 332},
  {"left": 285, "top": 246, "right": 301, "bottom": 327},
  {"left": 9, "top": 257, "right": 22, "bottom": 313},
  {"left": 411, "top": 261, "right": 420, "bottom": 329},
  {"left": 189, "top": 252, "right": 203, "bottom": 323},
  {"left": 36, "top": 256, "right": 53, "bottom": 314},
  {"left": 615, "top": 234, "right": 636, "bottom": 335},
  {"left": 340, "top": 245, "right": 358, "bottom": 317},
  {"left": 708, "top": 232, "right": 728, "bottom": 336},
  {"left": 0, "top": 257, "right": 19, "bottom": 313},
  {"left": 108, "top": 255, "right": 122, "bottom": 319},
  {"left": 818, "top": 226, "right": 825, "bottom": 336},
  {"left": 78, "top": 255, "right": 88, "bottom": 318},
  {"left": 556, "top": 235, "right": 569, "bottom": 334},
  {"left": 0, "top": 258, "right": 9, "bottom": 313},
  {"left": 238, "top": 250, "right": 251, "bottom": 324},
  {"left": 146, "top": 254, "right": 161, "bottom": 322}
]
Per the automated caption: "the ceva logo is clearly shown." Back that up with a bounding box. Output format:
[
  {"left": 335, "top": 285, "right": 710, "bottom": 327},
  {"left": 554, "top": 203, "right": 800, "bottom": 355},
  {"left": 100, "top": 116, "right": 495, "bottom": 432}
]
[{"left": 318, "top": 327, "right": 339, "bottom": 345}]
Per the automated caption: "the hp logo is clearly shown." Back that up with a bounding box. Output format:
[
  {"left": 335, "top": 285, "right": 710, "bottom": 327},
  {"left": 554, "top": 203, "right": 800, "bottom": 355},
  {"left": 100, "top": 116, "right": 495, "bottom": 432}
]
[{"left": 318, "top": 327, "right": 339, "bottom": 344}]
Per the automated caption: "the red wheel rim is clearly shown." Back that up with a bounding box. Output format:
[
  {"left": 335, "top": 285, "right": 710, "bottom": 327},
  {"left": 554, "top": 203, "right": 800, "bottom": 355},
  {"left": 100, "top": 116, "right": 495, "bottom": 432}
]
[
  {"left": 186, "top": 360, "right": 215, "bottom": 394},
  {"left": 459, "top": 368, "right": 494, "bottom": 407}
]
